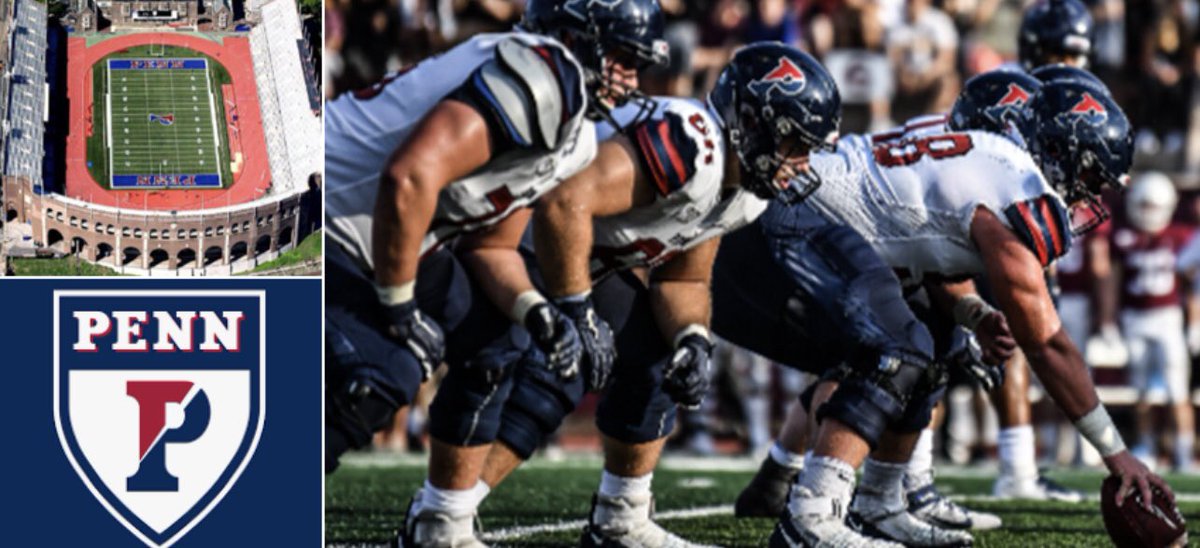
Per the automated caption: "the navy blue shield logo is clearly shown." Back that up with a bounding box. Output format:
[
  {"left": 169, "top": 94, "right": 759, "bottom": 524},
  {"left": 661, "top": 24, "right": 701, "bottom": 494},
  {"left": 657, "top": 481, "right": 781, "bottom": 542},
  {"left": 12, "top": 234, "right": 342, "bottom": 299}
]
[{"left": 54, "top": 290, "right": 265, "bottom": 548}]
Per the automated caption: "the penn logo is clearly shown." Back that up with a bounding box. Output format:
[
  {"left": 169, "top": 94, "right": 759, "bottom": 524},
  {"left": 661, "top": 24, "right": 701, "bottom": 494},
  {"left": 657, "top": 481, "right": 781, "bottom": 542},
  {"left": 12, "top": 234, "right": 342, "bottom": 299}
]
[
  {"left": 996, "top": 83, "right": 1030, "bottom": 106},
  {"left": 54, "top": 290, "right": 265, "bottom": 548},
  {"left": 748, "top": 57, "right": 807, "bottom": 100},
  {"left": 1069, "top": 92, "right": 1106, "bottom": 118}
]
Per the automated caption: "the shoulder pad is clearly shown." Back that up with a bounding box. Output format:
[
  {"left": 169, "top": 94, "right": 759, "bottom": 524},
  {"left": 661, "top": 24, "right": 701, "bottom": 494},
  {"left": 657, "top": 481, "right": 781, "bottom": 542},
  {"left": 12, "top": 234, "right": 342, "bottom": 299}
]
[
  {"left": 1003, "top": 195, "right": 1072, "bottom": 267},
  {"left": 463, "top": 39, "right": 585, "bottom": 150},
  {"left": 630, "top": 110, "right": 708, "bottom": 196}
]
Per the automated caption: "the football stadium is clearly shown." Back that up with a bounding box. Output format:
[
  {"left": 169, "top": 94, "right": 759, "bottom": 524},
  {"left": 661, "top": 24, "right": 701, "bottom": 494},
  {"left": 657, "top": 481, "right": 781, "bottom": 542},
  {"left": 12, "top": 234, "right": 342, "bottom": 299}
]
[{"left": 0, "top": 0, "right": 321, "bottom": 275}]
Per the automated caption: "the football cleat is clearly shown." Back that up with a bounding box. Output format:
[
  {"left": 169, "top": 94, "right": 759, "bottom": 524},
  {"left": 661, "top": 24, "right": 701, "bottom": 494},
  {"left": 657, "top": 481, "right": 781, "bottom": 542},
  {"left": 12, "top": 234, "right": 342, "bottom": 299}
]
[
  {"left": 992, "top": 474, "right": 1083, "bottom": 503},
  {"left": 846, "top": 505, "right": 974, "bottom": 547},
  {"left": 580, "top": 492, "right": 712, "bottom": 548},
  {"left": 736, "top": 456, "right": 801, "bottom": 518},
  {"left": 396, "top": 490, "right": 488, "bottom": 548},
  {"left": 906, "top": 481, "right": 1002, "bottom": 531},
  {"left": 769, "top": 486, "right": 903, "bottom": 548}
]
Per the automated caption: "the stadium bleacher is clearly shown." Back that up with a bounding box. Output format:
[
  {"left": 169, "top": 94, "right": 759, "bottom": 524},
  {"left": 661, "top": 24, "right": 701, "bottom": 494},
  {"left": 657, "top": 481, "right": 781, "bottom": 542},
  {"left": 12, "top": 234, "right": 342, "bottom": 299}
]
[
  {"left": 250, "top": 0, "right": 319, "bottom": 196},
  {"left": 2, "top": 0, "right": 46, "bottom": 190}
]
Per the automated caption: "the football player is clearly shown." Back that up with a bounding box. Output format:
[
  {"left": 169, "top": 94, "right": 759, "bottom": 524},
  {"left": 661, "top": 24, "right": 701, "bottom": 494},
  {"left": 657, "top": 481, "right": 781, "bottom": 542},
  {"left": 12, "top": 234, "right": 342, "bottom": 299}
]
[
  {"left": 712, "top": 79, "right": 1172, "bottom": 547},
  {"left": 1107, "top": 172, "right": 1196, "bottom": 472},
  {"left": 323, "top": 0, "right": 667, "bottom": 543},
  {"left": 1017, "top": 0, "right": 1093, "bottom": 71},
  {"left": 447, "top": 43, "right": 841, "bottom": 547}
]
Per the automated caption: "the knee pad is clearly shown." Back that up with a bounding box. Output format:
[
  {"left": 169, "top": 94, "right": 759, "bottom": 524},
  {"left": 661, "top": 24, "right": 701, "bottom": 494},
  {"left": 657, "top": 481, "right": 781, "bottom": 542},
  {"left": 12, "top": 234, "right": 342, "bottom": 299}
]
[
  {"left": 428, "top": 326, "right": 527, "bottom": 446},
  {"left": 893, "top": 363, "right": 948, "bottom": 433},
  {"left": 324, "top": 316, "right": 424, "bottom": 455},
  {"left": 816, "top": 354, "right": 930, "bottom": 448},
  {"left": 496, "top": 354, "right": 586, "bottom": 459},
  {"left": 595, "top": 354, "right": 678, "bottom": 444}
]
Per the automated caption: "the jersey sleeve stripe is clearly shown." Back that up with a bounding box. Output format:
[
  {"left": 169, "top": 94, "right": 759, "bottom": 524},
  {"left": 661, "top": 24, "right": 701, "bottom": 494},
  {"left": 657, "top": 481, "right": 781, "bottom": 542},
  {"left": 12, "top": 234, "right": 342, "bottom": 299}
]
[
  {"left": 1037, "top": 198, "right": 1066, "bottom": 258},
  {"left": 656, "top": 121, "right": 690, "bottom": 191},
  {"left": 635, "top": 123, "right": 673, "bottom": 195},
  {"left": 1013, "top": 201, "right": 1050, "bottom": 266}
]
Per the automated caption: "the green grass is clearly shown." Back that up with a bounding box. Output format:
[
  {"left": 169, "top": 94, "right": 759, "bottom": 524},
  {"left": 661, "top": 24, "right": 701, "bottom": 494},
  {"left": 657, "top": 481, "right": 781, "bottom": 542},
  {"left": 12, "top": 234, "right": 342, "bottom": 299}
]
[
  {"left": 10, "top": 257, "right": 126, "bottom": 276},
  {"left": 325, "top": 458, "right": 1200, "bottom": 547},
  {"left": 86, "top": 45, "right": 233, "bottom": 189},
  {"left": 247, "top": 230, "right": 322, "bottom": 273}
]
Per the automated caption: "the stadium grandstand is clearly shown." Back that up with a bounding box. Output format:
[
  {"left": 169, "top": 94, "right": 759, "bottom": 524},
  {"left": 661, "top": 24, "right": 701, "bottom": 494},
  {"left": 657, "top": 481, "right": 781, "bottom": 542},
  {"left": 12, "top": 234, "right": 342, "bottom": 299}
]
[{"left": 1, "top": 0, "right": 320, "bottom": 276}]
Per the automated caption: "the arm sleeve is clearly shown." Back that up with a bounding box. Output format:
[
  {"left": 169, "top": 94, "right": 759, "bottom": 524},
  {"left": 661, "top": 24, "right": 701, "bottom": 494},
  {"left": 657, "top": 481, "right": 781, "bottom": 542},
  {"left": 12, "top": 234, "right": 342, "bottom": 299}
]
[{"left": 1003, "top": 195, "right": 1073, "bottom": 267}]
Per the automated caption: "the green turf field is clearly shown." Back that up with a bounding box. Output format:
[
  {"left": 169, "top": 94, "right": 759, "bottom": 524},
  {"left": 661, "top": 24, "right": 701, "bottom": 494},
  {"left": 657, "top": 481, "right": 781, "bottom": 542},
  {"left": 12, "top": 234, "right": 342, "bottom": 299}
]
[
  {"left": 325, "top": 455, "right": 1200, "bottom": 547},
  {"left": 87, "top": 45, "right": 233, "bottom": 189}
]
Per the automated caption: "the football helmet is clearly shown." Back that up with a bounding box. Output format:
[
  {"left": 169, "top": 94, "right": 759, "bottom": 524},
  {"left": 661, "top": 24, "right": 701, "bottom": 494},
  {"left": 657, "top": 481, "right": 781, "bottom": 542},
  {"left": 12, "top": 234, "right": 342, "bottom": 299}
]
[
  {"left": 1018, "top": 79, "right": 1133, "bottom": 235},
  {"left": 1126, "top": 171, "right": 1178, "bottom": 234},
  {"left": 708, "top": 42, "right": 841, "bottom": 203},
  {"left": 949, "top": 70, "right": 1042, "bottom": 135},
  {"left": 522, "top": 0, "right": 668, "bottom": 123},
  {"left": 1018, "top": 0, "right": 1094, "bottom": 71},
  {"left": 1029, "top": 63, "right": 1109, "bottom": 95}
]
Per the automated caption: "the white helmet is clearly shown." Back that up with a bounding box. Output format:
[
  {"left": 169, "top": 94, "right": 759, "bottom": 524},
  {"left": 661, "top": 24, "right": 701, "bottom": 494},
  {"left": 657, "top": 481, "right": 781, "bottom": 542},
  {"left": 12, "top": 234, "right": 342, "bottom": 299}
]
[{"left": 1126, "top": 171, "right": 1177, "bottom": 234}]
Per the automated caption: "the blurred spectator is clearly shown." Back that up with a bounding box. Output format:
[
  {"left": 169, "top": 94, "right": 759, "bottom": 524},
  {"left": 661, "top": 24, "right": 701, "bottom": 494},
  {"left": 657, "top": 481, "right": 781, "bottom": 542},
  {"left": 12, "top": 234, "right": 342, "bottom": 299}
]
[
  {"left": 887, "top": 0, "right": 961, "bottom": 122},
  {"left": 742, "top": 0, "right": 800, "bottom": 45},
  {"left": 1136, "top": 0, "right": 1197, "bottom": 158}
]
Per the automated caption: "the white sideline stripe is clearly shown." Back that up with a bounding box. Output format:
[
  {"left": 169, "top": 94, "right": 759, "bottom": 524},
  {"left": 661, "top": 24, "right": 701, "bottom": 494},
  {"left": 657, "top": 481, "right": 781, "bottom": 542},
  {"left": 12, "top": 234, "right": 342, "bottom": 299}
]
[{"left": 479, "top": 504, "right": 733, "bottom": 542}]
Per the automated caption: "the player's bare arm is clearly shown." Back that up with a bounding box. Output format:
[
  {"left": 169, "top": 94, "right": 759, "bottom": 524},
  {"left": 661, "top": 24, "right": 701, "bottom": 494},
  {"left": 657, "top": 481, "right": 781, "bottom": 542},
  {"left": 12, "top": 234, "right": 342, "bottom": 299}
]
[
  {"left": 373, "top": 99, "right": 493, "bottom": 289},
  {"left": 973, "top": 207, "right": 1171, "bottom": 507},
  {"left": 456, "top": 208, "right": 536, "bottom": 315},
  {"left": 533, "top": 135, "right": 655, "bottom": 296},
  {"left": 649, "top": 237, "right": 720, "bottom": 408}
]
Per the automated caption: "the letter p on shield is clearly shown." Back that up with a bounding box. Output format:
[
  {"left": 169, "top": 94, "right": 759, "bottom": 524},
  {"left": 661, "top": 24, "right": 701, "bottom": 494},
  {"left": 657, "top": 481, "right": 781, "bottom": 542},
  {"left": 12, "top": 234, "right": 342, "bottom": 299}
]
[{"left": 126, "top": 381, "right": 211, "bottom": 492}]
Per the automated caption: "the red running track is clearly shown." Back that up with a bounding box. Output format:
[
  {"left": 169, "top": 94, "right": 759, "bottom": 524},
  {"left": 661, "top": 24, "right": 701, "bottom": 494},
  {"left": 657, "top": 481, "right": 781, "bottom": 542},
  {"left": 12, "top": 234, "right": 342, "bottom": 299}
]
[{"left": 65, "top": 33, "right": 271, "bottom": 210}]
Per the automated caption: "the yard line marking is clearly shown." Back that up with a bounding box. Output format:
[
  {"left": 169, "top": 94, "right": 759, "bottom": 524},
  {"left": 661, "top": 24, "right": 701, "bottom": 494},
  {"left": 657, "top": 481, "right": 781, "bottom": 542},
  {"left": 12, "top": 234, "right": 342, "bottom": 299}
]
[{"left": 480, "top": 504, "right": 733, "bottom": 542}]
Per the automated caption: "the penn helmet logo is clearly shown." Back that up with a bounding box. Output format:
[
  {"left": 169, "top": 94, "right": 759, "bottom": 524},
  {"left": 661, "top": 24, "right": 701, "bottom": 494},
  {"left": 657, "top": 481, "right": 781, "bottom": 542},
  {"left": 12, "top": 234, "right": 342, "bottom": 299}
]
[
  {"left": 1069, "top": 92, "right": 1107, "bottom": 118},
  {"left": 54, "top": 290, "right": 265, "bottom": 548},
  {"left": 997, "top": 83, "right": 1030, "bottom": 106},
  {"left": 748, "top": 58, "right": 807, "bottom": 100}
]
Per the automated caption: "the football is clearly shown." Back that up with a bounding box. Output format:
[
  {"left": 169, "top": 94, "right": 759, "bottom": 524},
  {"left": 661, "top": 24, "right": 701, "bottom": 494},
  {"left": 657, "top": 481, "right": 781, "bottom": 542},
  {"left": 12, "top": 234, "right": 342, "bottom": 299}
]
[{"left": 1101, "top": 475, "right": 1188, "bottom": 548}]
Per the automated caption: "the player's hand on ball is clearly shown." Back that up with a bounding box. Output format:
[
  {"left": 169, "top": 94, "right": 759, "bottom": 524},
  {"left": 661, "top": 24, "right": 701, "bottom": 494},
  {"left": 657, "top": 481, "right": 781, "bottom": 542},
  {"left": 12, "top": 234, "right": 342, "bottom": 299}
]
[
  {"left": 384, "top": 301, "right": 445, "bottom": 380},
  {"left": 663, "top": 333, "right": 713, "bottom": 409},
  {"left": 1104, "top": 450, "right": 1175, "bottom": 510},
  {"left": 553, "top": 295, "right": 617, "bottom": 391},
  {"left": 973, "top": 310, "right": 1016, "bottom": 365},
  {"left": 523, "top": 302, "right": 583, "bottom": 379}
]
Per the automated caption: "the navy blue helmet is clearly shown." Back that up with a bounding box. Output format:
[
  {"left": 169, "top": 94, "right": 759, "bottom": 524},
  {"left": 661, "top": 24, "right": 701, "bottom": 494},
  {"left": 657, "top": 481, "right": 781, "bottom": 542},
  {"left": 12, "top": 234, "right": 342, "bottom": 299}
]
[
  {"left": 949, "top": 70, "right": 1042, "bottom": 134},
  {"left": 1018, "top": 80, "right": 1133, "bottom": 234},
  {"left": 1018, "top": 0, "right": 1094, "bottom": 70},
  {"left": 1029, "top": 63, "right": 1110, "bottom": 95},
  {"left": 708, "top": 42, "right": 841, "bottom": 203},
  {"left": 522, "top": 0, "right": 668, "bottom": 120}
]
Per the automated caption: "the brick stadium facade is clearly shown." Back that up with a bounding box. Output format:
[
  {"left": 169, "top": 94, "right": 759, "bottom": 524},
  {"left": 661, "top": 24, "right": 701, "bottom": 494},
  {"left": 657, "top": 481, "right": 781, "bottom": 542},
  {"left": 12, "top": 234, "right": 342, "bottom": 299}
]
[{"left": 4, "top": 176, "right": 310, "bottom": 274}]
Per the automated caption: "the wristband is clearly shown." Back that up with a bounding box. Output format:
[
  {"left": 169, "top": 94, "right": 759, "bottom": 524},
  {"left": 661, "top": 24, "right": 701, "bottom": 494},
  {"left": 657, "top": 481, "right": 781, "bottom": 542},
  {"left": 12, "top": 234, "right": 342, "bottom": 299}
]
[
  {"left": 673, "top": 324, "right": 711, "bottom": 348},
  {"left": 376, "top": 281, "right": 416, "bottom": 306},
  {"left": 1074, "top": 404, "right": 1127, "bottom": 457},
  {"left": 553, "top": 290, "right": 591, "bottom": 304},
  {"left": 511, "top": 290, "right": 548, "bottom": 325},
  {"left": 953, "top": 294, "right": 997, "bottom": 331}
]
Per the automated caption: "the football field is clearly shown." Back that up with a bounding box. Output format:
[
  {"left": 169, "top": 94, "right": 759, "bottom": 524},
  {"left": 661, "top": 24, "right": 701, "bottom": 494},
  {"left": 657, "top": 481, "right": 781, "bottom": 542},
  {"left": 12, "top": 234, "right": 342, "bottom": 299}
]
[
  {"left": 87, "top": 47, "right": 233, "bottom": 190},
  {"left": 325, "top": 455, "right": 1200, "bottom": 547}
]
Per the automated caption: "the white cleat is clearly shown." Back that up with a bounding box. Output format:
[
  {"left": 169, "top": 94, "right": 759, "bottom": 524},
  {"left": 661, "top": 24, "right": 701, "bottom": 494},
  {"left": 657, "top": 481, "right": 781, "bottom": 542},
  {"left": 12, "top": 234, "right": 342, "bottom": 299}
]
[
  {"left": 580, "top": 492, "right": 713, "bottom": 548},
  {"left": 992, "top": 474, "right": 1083, "bottom": 503},
  {"left": 906, "top": 480, "right": 1002, "bottom": 531},
  {"left": 769, "top": 487, "right": 903, "bottom": 548},
  {"left": 847, "top": 503, "right": 974, "bottom": 547},
  {"left": 397, "top": 489, "right": 488, "bottom": 548}
]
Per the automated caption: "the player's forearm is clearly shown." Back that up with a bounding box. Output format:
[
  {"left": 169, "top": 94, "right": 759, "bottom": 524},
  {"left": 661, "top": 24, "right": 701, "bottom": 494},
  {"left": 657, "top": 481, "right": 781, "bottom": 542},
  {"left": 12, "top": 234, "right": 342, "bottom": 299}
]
[
  {"left": 372, "top": 169, "right": 438, "bottom": 288},
  {"left": 650, "top": 279, "right": 712, "bottom": 346},
  {"left": 1022, "top": 329, "right": 1101, "bottom": 420},
  {"left": 458, "top": 247, "right": 537, "bottom": 323},
  {"left": 533, "top": 198, "right": 594, "bottom": 297},
  {"left": 925, "top": 277, "right": 978, "bottom": 319}
]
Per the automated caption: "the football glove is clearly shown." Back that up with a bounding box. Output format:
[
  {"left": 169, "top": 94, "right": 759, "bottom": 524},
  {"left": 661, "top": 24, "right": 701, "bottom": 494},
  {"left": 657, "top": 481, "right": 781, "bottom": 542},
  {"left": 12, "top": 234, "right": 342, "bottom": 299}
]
[
  {"left": 523, "top": 302, "right": 583, "bottom": 379},
  {"left": 948, "top": 329, "right": 1003, "bottom": 391},
  {"left": 553, "top": 294, "right": 617, "bottom": 392},
  {"left": 663, "top": 331, "right": 714, "bottom": 409},
  {"left": 383, "top": 300, "right": 444, "bottom": 380}
]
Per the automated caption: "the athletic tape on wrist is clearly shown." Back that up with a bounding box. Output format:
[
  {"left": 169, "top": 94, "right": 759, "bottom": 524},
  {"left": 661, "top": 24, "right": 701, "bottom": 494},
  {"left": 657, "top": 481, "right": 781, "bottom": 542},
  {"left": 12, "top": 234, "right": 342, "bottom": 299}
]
[
  {"left": 1075, "top": 405, "right": 1127, "bottom": 457},
  {"left": 554, "top": 290, "right": 591, "bottom": 304},
  {"left": 953, "top": 294, "right": 996, "bottom": 331},
  {"left": 673, "top": 323, "right": 711, "bottom": 348},
  {"left": 376, "top": 281, "right": 416, "bottom": 306},
  {"left": 511, "top": 290, "right": 548, "bottom": 325}
]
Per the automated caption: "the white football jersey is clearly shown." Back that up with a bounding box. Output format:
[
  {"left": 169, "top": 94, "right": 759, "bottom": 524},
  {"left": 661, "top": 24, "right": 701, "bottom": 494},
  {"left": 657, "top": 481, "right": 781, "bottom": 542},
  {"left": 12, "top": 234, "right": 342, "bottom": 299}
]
[
  {"left": 589, "top": 98, "right": 767, "bottom": 278},
  {"left": 325, "top": 32, "right": 596, "bottom": 270},
  {"left": 804, "top": 127, "right": 1070, "bottom": 279}
]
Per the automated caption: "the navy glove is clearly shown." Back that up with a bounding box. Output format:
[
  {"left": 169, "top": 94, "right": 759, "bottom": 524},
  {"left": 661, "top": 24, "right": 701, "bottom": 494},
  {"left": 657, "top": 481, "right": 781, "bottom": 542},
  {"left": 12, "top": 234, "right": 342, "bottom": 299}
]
[
  {"left": 523, "top": 302, "right": 583, "bottom": 379},
  {"left": 382, "top": 300, "right": 444, "bottom": 380},
  {"left": 663, "top": 332, "right": 713, "bottom": 409},
  {"left": 949, "top": 329, "right": 1004, "bottom": 391},
  {"left": 553, "top": 295, "right": 617, "bottom": 392}
]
